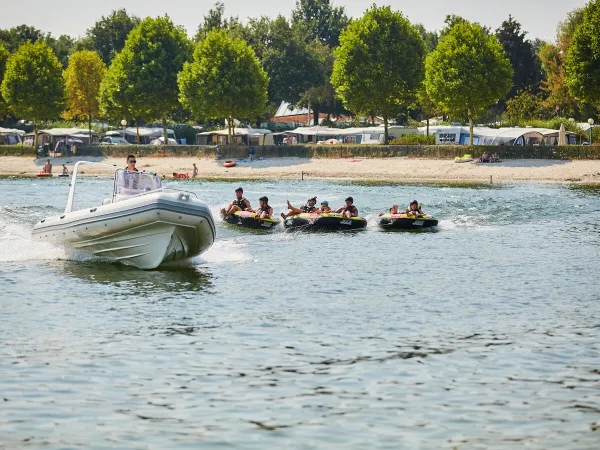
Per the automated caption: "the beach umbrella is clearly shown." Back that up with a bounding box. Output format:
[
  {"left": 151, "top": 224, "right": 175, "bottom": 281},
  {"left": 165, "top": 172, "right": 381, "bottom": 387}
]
[{"left": 558, "top": 124, "right": 567, "bottom": 146}]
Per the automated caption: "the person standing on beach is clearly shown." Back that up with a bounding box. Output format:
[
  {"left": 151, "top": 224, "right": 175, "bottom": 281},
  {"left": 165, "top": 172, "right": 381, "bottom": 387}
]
[
  {"left": 192, "top": 163, "right": 198, "bottom": 178},
  {"left": 43, "top": 159, "right": 52, "bottom": 174}
]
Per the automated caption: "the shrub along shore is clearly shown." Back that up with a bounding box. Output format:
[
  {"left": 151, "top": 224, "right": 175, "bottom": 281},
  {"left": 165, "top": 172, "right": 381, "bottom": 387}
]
[{"left": 2, "top": 144, "right": 600, "bottom": 160}]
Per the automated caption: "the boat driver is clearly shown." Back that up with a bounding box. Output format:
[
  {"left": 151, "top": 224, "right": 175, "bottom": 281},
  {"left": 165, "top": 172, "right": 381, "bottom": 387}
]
[
  {"left": 221, "top": 187, "right": 252, "bottom": 217},
  {"left": 255, "top": 196, "right": 273, "bottom": 221},
  {"left": 280, "top": 196, "right": 318, "bottom": 219},
  {"left": 121, "top": 154, "right": 140, "bottom": 190},
  {"left": 334, "top": 197, "right": 358, "bottom": 219}
]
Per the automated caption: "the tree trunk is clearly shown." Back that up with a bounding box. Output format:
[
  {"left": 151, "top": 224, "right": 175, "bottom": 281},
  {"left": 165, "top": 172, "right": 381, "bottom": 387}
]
[
  {"left": 33, "top": 118, "right": 38, "bottom": 149},
  {"left": 88, "top": 113, "right": 92, "bottom": 145},
  {"left": 136, "top": 118, "right": 140, "bottom": 144},
  {"left": 468, "top": 108, "right": 474, "bottom": 146},
  {"left": 383, "top": 117, "right": 389, "bottom": 145},
  {"left": 228, "top": 116, "right": 232, "bottom": 145},
  {"left": 313, "top": 106, "right": 319, "bottom": 126},
  {"left": 162, "top": 115, "right": 168, "bottom": 145},
  {"left": 426, "top": 118, "right": 430, "bottom": 137}
]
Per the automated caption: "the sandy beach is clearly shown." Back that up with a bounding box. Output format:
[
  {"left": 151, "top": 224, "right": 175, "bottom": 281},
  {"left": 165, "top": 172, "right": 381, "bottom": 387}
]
[{"left": 2, "top": 156, "right": 600, "bottom": 183}]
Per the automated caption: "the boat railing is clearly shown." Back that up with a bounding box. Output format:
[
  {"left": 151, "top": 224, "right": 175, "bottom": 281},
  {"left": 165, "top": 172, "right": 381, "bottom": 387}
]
[{"left": 65, "top": 161, "right": 198, "bottom": 213}]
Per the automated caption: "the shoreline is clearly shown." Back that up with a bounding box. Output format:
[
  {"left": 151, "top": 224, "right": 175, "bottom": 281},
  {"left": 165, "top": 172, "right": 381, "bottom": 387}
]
[{"left": 2, "top": 156, "right": 600, "bottom": 184}]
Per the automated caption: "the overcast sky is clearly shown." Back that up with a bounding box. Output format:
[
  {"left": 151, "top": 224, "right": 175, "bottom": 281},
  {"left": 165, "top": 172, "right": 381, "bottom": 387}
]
[{"left": 0, "top": 0, "right": 588, "bottom": 42}]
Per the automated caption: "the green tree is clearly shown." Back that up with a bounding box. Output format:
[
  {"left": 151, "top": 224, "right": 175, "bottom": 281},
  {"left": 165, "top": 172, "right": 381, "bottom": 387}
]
[
  {"left": 1, "top": 41, "right": 64, "bottom": 146},
  {"left": 45, "top": 34, "right": 75, "bottom": 69},
  {"left": 85, "top": 9, "right": 141, "bottom": 65},
  {"left": 0, "top": 43, "right": 9, "bottom": 117},
  {"left": 178, "top": 29, "right": 269, "bottom": 142},
  {"left": 566, "top": 0, "right": 600, "bottom": 109},
  {"left": 425, "top": 21, "right": 513, "bottom": 145},
  {"left": 332, "top": 5, "right": 426, "bottom": 144},
  {"left": 504, "top": 90, "right": 543, "bottom": 124},
  {"left": 99, "top": 48, "right": 142, "bottom": 141},
  {"left": 64, "top": 50, "right": 106, "bottom": 142},
  {"left": 112, "top": 16, "right": 192, "bottom": 142},
  {"left": 291, "top": 0, "right": 350, "bottom": 47},
  {"left": 262, "top": 15, "right": 323, "bottom": 105},
  {"left": 414, "top": 24, "right": 439, "bottom": 53},
  {"left": 539, "top": 7, "right": 584, "bottom": 117},
  {"left": 0, "top": 25, "right": 44, "bottom": 52}
]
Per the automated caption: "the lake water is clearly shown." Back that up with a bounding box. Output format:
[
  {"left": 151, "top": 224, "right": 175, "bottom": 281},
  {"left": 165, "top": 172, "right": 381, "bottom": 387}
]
[{"left": 1, "top": 176, "right": 599, "bottom": 449}]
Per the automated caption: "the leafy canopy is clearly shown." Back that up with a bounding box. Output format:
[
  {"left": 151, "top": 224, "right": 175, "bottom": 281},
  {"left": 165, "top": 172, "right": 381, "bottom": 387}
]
[
  {"left": 425, "top": 21, "right": 513, "bottom": 119},
  {"left": 332, "top": 5, "right": 426, "bottom": 124},
  {"left": 85, "top": 9, "right": 141, "bottom": 65},
  {"left": 0, "top": 43, "right": 9, "bottom": 116},
  {"left": 64, "top": 50, "right": 106, "bottom": 123},
  {"left": 1, "top": 40, "right": 65, "bottom": 122},
  {"left": 566, "top": 0, "right": 600, "bottom": 107},
  {"left": 291, "top": 0, "right": 350, "bottom": 47},
  {"left": 100, "top": 15, "right": 191, "bottom": 128},
  {"left": 178, "top": 29, "right": 269, "bottom": 124}
]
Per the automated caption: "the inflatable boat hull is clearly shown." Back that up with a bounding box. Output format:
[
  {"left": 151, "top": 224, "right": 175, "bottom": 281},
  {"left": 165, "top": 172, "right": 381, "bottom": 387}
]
[
  {"left": 284, "top": 213, "right": 367, "bottom": 230},
  {"left": 378, "top": 214, "right": 438, "bottom": 230},
  {"left": 223, "top": 210, "right": 280, "bottom": 230}
]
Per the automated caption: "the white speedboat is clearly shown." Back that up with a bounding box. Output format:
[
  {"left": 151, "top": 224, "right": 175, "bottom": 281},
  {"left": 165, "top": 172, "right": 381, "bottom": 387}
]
[{"left": 32, "top": 162, "right": 215, "bottom": 269}]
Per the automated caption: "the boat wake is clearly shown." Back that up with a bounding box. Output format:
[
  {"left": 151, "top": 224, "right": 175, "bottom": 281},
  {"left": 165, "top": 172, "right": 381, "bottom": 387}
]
[{"left": 0, "top": 208, "right": 93, "bottom": 264}]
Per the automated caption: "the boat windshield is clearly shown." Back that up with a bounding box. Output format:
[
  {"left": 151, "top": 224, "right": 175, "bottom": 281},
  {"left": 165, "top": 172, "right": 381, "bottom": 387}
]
[{"left": 114, "top": 169, "right": 162, "bottom": 198}]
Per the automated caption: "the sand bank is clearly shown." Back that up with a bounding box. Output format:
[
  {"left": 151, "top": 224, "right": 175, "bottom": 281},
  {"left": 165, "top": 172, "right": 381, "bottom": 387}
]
[{"left": 2, "top": 156, "right": 600, "bottom": 183}]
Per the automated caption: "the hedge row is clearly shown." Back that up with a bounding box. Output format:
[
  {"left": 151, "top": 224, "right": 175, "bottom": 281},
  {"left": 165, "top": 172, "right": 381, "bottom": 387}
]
[{"left": 3, "top": 144, "right": 600, "bottom": 159}]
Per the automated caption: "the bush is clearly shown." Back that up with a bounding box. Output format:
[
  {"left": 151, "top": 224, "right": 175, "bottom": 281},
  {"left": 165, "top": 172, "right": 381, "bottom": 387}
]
[{"left": 390, "top": 134, "right": 435, "bottom": 145}]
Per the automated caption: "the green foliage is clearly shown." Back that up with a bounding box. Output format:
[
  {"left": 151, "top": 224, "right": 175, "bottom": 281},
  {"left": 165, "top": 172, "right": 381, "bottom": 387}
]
[
  {"left": 496, "top": 15, "right": 543, "bottom": 100},
  {"left": 100, "top": 15, "right": 192, "bottom": 141},
  {"left": 0, "top": 25, "right": 44, "bottom": 52},
  {"left": 178, "top": 29, "right": 269, "bottom": 132},
  {"left": 85, "top": 9, "right": 141, "bottom": 65},
  {"left": 414, "top": 24, "right": 439, "bottom": 53},
  {"left": 262, "top": 16, "right": 323, "bottom": 104},
  {"left": 99, "top": 48, "right": 140, "bottom": 122},
  {"left": 332, "top": 5, "right": 426, "bottom": 143},
  {"left": 425, "top": 21, "right": 513, "bottom": 144},
  {"left": 64, "top": 50, "right": 106, "bottom": 125},
  {"left": 291, "top": 0, "right": 350, "bottom": 47},
  {"left": 0, "top": 43, "right": 8, "bottom": 116},
  {"left": 1, "top": 41, "right": 65, "bottom": 142},
  {"left": 194, "top": 2, "right": 246, "bottom": 41},
  {"left": 566, "top": 0, "right": 600, "bottom": 107},
  {"left": 504, "top": 90, "right": 543, "bottom": 124},
  {"left": 390, "top": 134, "right": 435, "bottom": 145}
]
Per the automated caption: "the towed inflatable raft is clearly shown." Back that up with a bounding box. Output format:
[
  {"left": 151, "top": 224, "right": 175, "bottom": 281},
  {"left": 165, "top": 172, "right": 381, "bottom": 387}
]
[
  {"left": 378, "top": 213, "right": 438, "bottom": 230},
  {"left": 284, "top": 212, "right": 367, "bottom": 230},
  {"left": 222, "top": 210, "right": 280, "bottom": 230}
]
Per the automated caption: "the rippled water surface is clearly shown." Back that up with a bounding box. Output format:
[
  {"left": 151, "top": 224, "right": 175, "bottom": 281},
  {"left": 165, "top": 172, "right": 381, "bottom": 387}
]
[{"left": 1, "top": 176, "right": 599, "bottom": 449}]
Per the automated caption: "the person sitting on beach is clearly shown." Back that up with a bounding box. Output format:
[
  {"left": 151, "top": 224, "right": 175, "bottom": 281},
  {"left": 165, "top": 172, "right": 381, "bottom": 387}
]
[
  {"left": 43, "top": 159, "right": 52, "bottom": 174},
  {"left": 221, "top": 187, "right": 252, "bottom": 217},
  {"left": 281, "top": 196, "right": 318, "bottom": 219},
  {"left": 334, "top": 197, "right": 358, "bottom": 219},
  {"left": 62, "top": 164, "right": 68, "bottom": 176},
  {"left": 192, "top": 163, "right": 198, "bottom": 178},
  {"left": 480, "top": 152, "right": 491, "bottom": 163},
  {"left": 490, "top": 153, "right": 500, "bottom": 162},
  {"left": 254, "top": 196, "right": 273, "bottom": 220},
  {"left": 318, "top": 200, "right": 332, "bottom": 214}
]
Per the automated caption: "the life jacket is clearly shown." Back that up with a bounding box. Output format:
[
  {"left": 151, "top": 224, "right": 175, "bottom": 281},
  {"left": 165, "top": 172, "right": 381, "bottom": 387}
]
[
  {"left": 344, "top": 205, "right": 357, "bottom": 215},
  {"left": 256, "top": 204, "right": 272, "bottom": 215},
  {"left": 235, "top": 197, "right": 248, "bottom": 210},
  {"left": 301, "top": 204, "right": 317, "bottom": 213}
]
